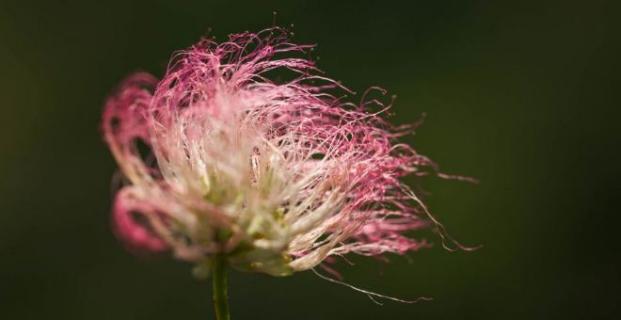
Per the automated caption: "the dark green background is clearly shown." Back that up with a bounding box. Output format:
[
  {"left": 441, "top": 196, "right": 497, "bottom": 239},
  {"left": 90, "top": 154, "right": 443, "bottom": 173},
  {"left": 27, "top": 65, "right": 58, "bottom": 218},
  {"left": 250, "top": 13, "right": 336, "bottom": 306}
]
[{"left": 1, "top": 1, "right": 619, "bottom": 319}]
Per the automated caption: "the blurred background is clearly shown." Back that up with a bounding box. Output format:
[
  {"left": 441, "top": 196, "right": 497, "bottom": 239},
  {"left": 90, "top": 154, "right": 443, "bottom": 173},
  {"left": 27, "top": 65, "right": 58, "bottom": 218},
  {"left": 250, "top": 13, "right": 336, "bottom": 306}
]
[{"left": 1, "top": 0, "right": 619, "bottom": 319}]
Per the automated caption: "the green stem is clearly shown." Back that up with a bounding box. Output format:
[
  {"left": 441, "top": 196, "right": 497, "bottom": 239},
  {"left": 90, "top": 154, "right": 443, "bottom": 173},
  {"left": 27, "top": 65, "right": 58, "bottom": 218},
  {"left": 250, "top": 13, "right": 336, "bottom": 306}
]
[{"left": 211, "top": 255, "right": 230, "bottom": 320}]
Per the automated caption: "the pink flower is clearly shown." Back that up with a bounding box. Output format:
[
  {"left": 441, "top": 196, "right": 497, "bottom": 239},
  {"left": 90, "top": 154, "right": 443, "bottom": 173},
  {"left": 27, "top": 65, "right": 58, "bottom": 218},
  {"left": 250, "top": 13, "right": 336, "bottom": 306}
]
[{"left": 102, "top": 28, "right": 464, "bottom": 277}]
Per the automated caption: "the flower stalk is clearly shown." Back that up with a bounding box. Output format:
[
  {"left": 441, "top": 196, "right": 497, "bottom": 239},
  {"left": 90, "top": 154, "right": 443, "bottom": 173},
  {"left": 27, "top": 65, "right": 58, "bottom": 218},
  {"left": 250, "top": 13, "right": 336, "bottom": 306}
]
[{"left": 211, "top": 255, "right": 230, "bottom": 320}]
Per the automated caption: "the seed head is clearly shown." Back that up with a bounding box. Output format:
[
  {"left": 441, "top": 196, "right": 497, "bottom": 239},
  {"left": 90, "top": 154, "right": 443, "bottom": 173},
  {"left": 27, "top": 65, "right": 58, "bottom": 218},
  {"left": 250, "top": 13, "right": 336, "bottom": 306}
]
[{"left": 102, "top": 28, "right": 463, "bottom": 277}]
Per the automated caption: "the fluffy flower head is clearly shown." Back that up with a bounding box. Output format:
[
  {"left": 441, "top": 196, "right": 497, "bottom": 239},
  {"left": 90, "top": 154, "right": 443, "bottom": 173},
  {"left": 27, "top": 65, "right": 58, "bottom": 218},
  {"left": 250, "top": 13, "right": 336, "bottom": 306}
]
[{"left": 102, "top": 28, "right": 457, "bottom": 276}]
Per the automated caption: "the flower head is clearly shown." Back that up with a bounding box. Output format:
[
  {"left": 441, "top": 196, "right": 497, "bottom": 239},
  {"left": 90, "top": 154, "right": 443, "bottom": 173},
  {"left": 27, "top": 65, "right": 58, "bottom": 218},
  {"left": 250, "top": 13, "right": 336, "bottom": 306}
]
[{"left": 103, "top": 28, "right": 461, "bottom": 277}]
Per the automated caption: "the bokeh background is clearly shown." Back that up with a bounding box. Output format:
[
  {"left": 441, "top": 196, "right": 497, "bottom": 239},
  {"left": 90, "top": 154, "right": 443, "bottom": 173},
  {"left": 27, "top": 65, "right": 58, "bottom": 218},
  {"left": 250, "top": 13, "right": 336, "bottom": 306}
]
[{"left": 1, "top": 0, "right": 619, "bottom": 319}]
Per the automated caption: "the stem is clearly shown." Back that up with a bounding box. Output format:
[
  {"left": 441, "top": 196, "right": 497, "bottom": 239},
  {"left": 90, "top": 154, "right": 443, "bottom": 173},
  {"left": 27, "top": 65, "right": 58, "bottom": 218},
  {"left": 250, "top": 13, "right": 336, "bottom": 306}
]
[{"left": 211, "top": 255, "right": 230, "bottom": 320}]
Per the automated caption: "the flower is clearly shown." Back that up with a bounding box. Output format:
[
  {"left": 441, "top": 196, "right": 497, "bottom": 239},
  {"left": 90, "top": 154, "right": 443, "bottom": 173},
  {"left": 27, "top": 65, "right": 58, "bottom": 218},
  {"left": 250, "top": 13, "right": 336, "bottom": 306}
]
[{"left": 102, "top": 28, "right": 462, "bottom": 278}]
